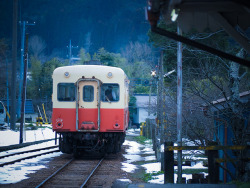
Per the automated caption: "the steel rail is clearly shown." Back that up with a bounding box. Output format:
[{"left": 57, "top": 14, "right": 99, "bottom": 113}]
[
  {"left": 80, "top": 157, "right": 104, "bottom": 188},
  {"left": 35, "top": 158, "right": 74, "bottom": 188},
  {"left": 0, "top": 149, "right": 60, "bottom": 167},
  {"left": 0, "top": 145, "right": 58, "bottom": 159},
  {"left": 0, "top": 138, "right": 57, "bottom": 152}
]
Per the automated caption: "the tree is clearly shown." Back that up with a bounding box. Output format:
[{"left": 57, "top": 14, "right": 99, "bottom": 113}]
[
  {"left": 40, "top": 58, "right": 62, "bottom": 100},
  {"left": 148, "top": 20, "right": 250, "bottom": 181},
  {"left": 84, "top": 32, "right": 92, "bottom": 53},
  {"left": 0, "top": 38, "right": 10, "bottom": 99},
  {"left": 27, "top": 56, "right": 42, "bottom": 101},
  {"left": 27, "top": 57, "right": 63, "bottom": 111},
  {"left": 29, "top": 35, "right": 46, "bottom": 60},
  {"left": 129, "top": 95, "right": 137, "bottom": 125},
  {"left": 120, "top": 42, "right": 157, "bottom": 94},
  {"left": 79, "top": 48, "right": 91, "bottom": 64},
  {"left": 95, "top": 48, "right": 116, "bottom": 66},
  {"left": 121, "top": 41, "right": 156, "bottom": 65}
]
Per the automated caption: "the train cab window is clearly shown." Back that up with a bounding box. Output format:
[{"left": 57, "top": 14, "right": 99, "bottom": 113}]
[
  {"left": 101, "top": 84, "right": 119, "bottom": 102},
  {"left": 57, "top": 83, "right": 75, "bottom": 101},
  {"left": 83, "top": 85, "right": 94, "bottom": 102}
]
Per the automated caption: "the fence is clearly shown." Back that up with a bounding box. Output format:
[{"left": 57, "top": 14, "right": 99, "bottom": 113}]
[
  {"left": 140, "top": 118, "right": 250, "bottom": 184},
  {"left": 164, "top": 142, "right": 249, "bottom": 184}
]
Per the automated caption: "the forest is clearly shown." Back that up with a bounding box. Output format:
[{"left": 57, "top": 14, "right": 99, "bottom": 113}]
[{"left": 0, "top": 0, "right": 149, "bottom": 55}]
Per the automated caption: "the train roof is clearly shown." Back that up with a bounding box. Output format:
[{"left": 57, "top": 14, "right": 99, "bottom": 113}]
[{"left": 52, "top": 65, "right": 129, "bottom": 83}]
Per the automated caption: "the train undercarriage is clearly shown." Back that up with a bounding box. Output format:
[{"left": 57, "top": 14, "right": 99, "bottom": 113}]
[{"left": 57, "top": 132, "right": 126, "bottom": 157}]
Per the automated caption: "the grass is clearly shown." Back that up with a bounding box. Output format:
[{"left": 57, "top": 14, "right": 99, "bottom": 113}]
[
  {"left": 25, "top": 123, "right": 39, "bottom": 130},
  {"left": 25, "top": 124, "right": 52, "bottom": 130},
  {"left": 142, "top": 168, "right": 208, "bottom": 183},
  {"left": 14, "top": 123, "right": 52, "bottom": 131},
  {"left": 143, "top": 171, "right": 164, "bottom": 182},
  {"left": 133, "top": 160, "right": 157, "bottom": 165},
  {"left": 135, "top": 136, "right": 150, "bottom": 144},
  {"left": 230, "top": 181, "right": 250, "bottom": 188},
  {"left": 175, "top": 168, "right": 208, "bottom": 174}
]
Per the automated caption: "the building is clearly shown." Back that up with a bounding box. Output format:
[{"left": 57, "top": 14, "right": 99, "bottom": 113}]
[
  {"left": 1, "top": 99, "right": 37, "bottom": 123},
  {"left": 209, "top": 91, "right": 250, "bottom": 182},
  {"left": 132, "top": 94, "right": 157, "bottom": 127}
]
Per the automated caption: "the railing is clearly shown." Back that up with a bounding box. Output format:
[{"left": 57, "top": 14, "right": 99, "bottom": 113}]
[{"left": 164, "top": 142, "right": 249, "bottom": 184}]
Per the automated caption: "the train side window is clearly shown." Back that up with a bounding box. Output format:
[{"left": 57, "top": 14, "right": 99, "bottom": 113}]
[
  {"left": 101, "top": 84, "right": 119, "bottom": 102},
  {"left": 57, "top": 83, "right": 75, "bottom": 101},
  {"left": 83, "top": 85, "right": 94, "bottom": 102}
]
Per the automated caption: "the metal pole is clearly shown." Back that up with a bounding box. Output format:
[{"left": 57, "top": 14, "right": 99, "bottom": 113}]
[
  {"left": 148, "top": 80, "right": 152, "bottom": 116},
  {"left": 20, "top": 33, "right": 28, "bottom": 144},
  {"left": 42, "top": 103, "right": 48, "bottom": 124},
  {"left": 69, "top": 40, "right": 72, "bottom": 64},
  {"left": 164, "top": 141, "right": 174, "bottom": 183},
  {"left": 155, "top": 58, "right": 161, "bottom": 161},
  {"left": 159, "top": 51, "right": 164, "bottom": 144},
  {"left": 10, "top": 0, "right": 18, "bottom": 131},
  {"left": 17, "top": 21, "right": 26, "bottom": 119},
  {"left": 177, "top": 25, "right": 183, "bottom": 183}
]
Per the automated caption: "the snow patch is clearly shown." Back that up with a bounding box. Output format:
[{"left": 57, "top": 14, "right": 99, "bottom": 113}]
[
  {"left": 0, "top": 127, "right": 60, "bottom": 184},
  {"left": 121, "top": 162, "right": 138, "bottom": 173}
]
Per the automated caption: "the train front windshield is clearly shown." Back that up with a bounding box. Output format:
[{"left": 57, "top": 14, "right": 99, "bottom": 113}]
[
  {"left": 57, "top": 83, "right": 76, "bottom": 101},
  {"left": 101, "top": 84, "right": 119, "bottom": 102},
  {"left": 56, "top": 83, "right": 120, "bottom": 103}
]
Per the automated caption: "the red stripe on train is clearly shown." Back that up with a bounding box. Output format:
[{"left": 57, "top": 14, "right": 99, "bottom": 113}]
[{"left": 52, "top": 108, "right": 128, "bottom": 132}]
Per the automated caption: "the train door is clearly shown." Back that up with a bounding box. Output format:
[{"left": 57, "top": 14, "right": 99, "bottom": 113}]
[{"left": 76, "top": 79, "right": 101, "bottom": 131}]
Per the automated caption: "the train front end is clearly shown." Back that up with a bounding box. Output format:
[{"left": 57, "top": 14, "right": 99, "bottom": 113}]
[{"left": 52, "top": 65, "right": 129, "bottom": 156}]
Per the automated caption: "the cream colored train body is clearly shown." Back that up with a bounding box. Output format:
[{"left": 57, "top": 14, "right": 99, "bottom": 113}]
[{"left": 52, "top": 65, "right": 129, "bottom": 155}]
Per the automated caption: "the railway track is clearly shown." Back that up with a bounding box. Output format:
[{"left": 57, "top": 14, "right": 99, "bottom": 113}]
[
  {"left": 35, "top": 157, "right": 104, "bottom": 188},
  {"left": 0, "top": 138, "right": 57, "bottom": 152},
  {"left": 0, "top": 145, "right": 59, "bottom": 167}
]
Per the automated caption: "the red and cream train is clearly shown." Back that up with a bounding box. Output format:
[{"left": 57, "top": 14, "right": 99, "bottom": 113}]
[{"left": 52, "top": 65, "right": 129, "bottom": 156}]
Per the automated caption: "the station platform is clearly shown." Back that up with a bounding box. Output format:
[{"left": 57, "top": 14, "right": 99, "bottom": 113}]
[
  {"left": 127, "top": 184, "right": 237, "bottom": 188},
  {"left": 112, "top": 180, "right": 237, "bottom": 188}
]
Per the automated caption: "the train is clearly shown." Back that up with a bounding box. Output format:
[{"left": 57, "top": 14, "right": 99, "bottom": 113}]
[{"left": 52, "top": 65, "right": 129, "bottom": 156}]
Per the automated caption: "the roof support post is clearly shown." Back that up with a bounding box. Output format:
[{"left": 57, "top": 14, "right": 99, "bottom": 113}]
[
  {"left": 151, "top": 26, "right": 250, "bottom": 67},
  {"left": 210, "top": 12, "right": 250, "bottom": 54}
]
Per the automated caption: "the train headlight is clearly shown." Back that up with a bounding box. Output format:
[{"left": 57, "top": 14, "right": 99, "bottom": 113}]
[
  {"left": 107, "top": 72, "right": 113, "bottom": 78},
  {"left": 64, "top": 72, "right": 70, "bottom": 78},
  {"left": 56, "top": 118, "right": 63, "bottom": 128},
  {"left": 113, "top": 123, "right": 120, "bottom": 129}
]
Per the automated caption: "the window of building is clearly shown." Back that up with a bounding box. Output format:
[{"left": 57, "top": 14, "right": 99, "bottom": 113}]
[
  {"left": 83, "top": 85, "right": 94, "bottom": 102},
  {"left": 101, "top": 84, "right": 119, "bottom": 102},
  {"left": 57, "top": 83, "right": 75, "bottom": 101}
]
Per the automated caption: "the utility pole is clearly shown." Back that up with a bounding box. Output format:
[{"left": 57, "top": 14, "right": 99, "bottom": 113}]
[
  {"left": 159, "top": 51, "right": 164, "bottom": 144},
  {"left": 17, "top": 21, "right": 35, "bottom": 119},
  {"left": 148, "top": 82, "right": 152, "bottom": 116},
  {"left": 148, "top": 70, "right": 156, "bottom": 117},
  {"left": 10, "top": 0, "right": 18, "bottom": 130},
  {"left": 177, "top": 25, "right": 183, "bottom": 183},
  {"left": 68, "top": 40, "right": 79, "bottom": 64},
  {"left": 69, "top": 40, "right": 72, "bottom": 64},
  {"left": 20, "top": 33, "right": 29, "bottom": 144}
]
